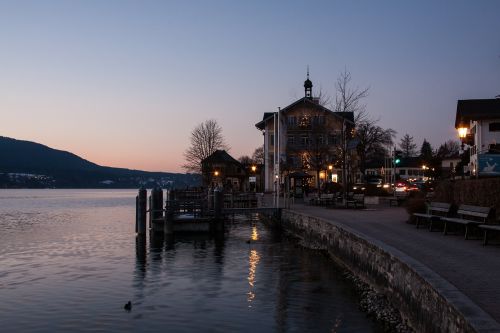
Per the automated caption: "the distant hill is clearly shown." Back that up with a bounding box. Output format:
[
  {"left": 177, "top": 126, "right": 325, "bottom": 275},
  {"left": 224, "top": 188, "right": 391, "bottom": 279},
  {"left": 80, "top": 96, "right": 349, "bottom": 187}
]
[{"left": 0, "top": 136, "right": 200, "bottom": 189}]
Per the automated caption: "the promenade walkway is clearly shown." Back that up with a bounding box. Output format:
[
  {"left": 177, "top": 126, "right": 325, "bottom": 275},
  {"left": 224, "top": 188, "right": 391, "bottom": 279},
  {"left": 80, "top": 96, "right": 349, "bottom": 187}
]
[{"left": 287, "top": 200, "right": 500, "bottom": 325}]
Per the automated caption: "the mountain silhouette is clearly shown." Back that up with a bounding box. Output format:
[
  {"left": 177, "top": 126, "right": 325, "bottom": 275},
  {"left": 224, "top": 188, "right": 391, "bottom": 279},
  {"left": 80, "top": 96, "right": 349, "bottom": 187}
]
[{"left": 0, "top": 136, "right": 199, "bottom": 188}]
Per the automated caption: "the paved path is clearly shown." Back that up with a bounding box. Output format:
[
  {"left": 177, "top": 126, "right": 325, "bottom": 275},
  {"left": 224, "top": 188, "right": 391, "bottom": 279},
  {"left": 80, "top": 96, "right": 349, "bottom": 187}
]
[{"left": 287, "top": 201, "right": 500, "bottom": 324}]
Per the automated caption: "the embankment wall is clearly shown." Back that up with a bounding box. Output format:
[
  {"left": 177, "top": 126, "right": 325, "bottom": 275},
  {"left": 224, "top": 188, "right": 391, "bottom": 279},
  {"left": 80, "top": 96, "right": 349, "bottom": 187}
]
[{"left": 281, "top": 209, "right": 499, "bottom": 333}]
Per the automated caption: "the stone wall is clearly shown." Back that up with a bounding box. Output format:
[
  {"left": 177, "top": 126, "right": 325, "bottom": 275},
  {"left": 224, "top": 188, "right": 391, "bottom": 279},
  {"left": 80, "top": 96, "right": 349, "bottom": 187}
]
[{"left": 281, "top": 210, "right": 499, "bottom": 333}]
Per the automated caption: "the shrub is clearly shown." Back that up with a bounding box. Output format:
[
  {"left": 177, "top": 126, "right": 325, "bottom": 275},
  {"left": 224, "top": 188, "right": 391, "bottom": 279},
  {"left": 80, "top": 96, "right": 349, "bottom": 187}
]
[{"left": 404, "top": 192, "right": 426, "bottom": 224}]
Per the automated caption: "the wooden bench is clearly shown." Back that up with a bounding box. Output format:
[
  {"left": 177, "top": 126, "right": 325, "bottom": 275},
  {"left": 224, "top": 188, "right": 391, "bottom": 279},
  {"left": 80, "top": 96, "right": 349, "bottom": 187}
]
[
  {"left": 478, "top": 224, "right": 500, "bottom": 246},
  {"left": 441, "top": 205, "right": 492, "bottom": 240},
  {"left": 346, "top": 193, "right": 365, "bottom": 208},
  {"left": 389, "top": 191, "right": 408, "bottom": 206},
  {"left": 413, "top": 202, "right": 453, "bottom": 231},
  {"left": 309, "top": 193, "right": 334, "bottom": 206}
]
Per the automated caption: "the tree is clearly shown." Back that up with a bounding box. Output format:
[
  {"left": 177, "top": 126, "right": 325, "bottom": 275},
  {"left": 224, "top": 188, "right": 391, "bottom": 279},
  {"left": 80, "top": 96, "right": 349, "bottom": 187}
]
[
  {"left": 238, "top": 155, "right": 252, "bottom": 165},
  {"left": 183, "top": 119, "right": 229, "bottom": 173},
  {"left": 356, "top": 120, "right": 396, "bottom": 179},
  {"left": 437, "top": 140, "right": 460, "bottom": 158},
  {"left": 333, "top": 68, "right": 370, "bottom": 123},
  {"left": 251, "top": 146, "right": 264, "bottom": 165},
  {"left": 399, "top": 134, "right": 417, "bottom": 158},
  {"left": 332, "top": 68, "right": 369, "bottom": 189},
  {"left": 420, "top": 139, "right": 433, "bottom": 162}
]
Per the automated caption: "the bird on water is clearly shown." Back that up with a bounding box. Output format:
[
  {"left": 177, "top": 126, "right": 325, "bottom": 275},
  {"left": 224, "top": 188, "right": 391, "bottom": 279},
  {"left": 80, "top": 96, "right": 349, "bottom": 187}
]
[{"left": 124, "top": 301, "right": 132, "bottom": 311}]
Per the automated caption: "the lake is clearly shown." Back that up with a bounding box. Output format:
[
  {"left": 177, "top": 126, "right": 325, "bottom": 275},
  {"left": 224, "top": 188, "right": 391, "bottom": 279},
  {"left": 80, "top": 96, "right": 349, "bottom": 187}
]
[{"left": 0, "top": 189, "right": 378, "bottom": 332}]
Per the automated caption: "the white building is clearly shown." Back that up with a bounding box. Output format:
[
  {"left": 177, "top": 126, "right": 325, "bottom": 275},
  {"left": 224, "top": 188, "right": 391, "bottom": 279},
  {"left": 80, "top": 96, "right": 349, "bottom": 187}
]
[{"left": 455, "top": 99, "right": 500, "bottom": 177}]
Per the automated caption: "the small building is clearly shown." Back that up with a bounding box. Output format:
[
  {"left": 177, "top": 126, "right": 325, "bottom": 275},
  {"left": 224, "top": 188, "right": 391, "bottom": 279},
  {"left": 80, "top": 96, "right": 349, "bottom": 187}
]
[
  {"left": 365, "top": 157, "right": 428, "bottom": 182},
  {"left": 201, "top": 150, "right": 247, "bottom": 191},
  {"left": 455, "top": 98, "right": 500, "bottom": 177}
]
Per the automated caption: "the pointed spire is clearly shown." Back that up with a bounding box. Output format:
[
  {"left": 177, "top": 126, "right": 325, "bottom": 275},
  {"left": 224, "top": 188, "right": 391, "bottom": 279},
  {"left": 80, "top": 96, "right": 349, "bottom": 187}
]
[{"left": 304, "top": 66, "right": 313, "bottom": 98}]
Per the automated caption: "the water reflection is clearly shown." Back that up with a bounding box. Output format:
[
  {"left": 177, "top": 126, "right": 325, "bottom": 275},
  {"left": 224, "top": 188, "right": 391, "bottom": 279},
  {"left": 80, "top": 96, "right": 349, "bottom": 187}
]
[
  {"left": 247, "top": 249, "right": 260, "bottom": 304},
  {"left": 0, "top": 190, "right": 377, "bottom": 332}
]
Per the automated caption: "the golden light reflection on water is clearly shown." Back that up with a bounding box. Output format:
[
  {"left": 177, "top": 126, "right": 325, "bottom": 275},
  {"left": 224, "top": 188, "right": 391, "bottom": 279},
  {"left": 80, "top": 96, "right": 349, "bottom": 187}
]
[
  {"left": 247, "top": 249, "right": 260, "bottom": 305},
  {"left": 251, "top": 225, "right": 259, "bottom": 241}
]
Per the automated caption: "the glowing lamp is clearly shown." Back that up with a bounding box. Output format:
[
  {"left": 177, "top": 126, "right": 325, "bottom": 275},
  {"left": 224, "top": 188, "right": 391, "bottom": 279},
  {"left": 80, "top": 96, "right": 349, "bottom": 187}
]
[
  {"left": 251, "top": 165, "right": 257, "bottom": 172},
  {"left": 458, "top": 127, "right": 468, "bottom": 139},
  {"left": 214, "top": 171, "right": 219, "bottom": 176}
]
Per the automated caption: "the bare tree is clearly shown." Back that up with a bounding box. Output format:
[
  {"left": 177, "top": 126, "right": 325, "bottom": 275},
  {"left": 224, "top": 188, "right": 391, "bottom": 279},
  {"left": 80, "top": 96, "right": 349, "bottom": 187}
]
[
  {"left": 183, "top": 119, "right": 229, "bottom": 173},
  {"left": 333, "top": 68, "right": 370, "bottom": 123},
  {"left": 251, "top": 146, "right": 264, "bottom": 165},
  {"left": 437, "top": 140, "right": 460, "bottom": 158},
  {"left": 238, "top": 155, "right": 252, "bottom": 165},
  {"left": 399, "top": 134, "right": 417, "bottom": 158},
  {"left": 356, "top": 120, "right": 396, "bottom": 179}
]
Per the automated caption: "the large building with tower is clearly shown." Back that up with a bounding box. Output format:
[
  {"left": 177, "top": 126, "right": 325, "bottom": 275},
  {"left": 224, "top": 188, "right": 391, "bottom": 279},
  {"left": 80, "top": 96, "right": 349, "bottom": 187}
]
[{"left": 255, "top": 72, "right": 355, "bottom": 194}]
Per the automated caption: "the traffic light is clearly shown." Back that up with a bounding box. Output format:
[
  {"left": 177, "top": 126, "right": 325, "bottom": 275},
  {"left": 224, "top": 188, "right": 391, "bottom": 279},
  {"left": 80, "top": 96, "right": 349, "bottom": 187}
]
[{"left": 394, "top": 151, "right": 402, "bottom": 165}]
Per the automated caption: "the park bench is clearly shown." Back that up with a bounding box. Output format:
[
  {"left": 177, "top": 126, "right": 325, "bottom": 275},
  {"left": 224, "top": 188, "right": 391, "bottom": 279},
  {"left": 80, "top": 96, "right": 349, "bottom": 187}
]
[
  {"left": 413, "top": 202, "right": 453, "bottom": 231},
  {"left": 389, "top": 191, "right": 408, "bottom": 206},
  {"left": 441, "top": 205, "right": 492, "bottom": 240},
  {"left": 478, "top": 224, "right": 500, "bottom": 246},
  {"left": 346, "top": 193, "right": 365, "bottom": 209},
  {"left": 309, "top": 193, "right": 334, "bottom": 206},
  {"left": 319, "top": 193, "right": 335, "bottom": 206}
]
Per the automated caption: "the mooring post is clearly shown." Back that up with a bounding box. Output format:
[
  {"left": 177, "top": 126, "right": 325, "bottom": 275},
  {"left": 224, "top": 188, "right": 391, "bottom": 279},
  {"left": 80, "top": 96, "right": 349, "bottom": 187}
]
[
  {"left": 150, "top": 187, "right": 165, "bottom": 233},
  {"left": 152, "top": 187, "right": 164, "bottom": 220},
  {"left": 165, "top": 189, "right": 175, "bottom": 235},
  {"left": 135, "top": 195, "right": 139, "bottom": 233},
  {"left": 214, "top": 188, "right": 223, "bottom": 219},
  {"left": 148, "top": 194, "right": 152, "bottom": 229},
  {"left": 213, "top": 188, "right": 224, "bottom": 232},
  {"left": 137, "top": 188, "right": 147, "bottom": 235}
]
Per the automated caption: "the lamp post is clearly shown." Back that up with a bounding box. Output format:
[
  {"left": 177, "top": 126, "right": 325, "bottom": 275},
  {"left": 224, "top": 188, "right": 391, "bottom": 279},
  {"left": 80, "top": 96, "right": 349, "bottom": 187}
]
[{"left": 251, "top": 165, "right": 257, "bottom": 192}]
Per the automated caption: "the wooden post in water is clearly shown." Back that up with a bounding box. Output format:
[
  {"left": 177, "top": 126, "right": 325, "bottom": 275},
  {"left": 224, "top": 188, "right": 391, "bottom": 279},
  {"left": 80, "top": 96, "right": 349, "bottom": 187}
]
[
  {"left": 151, "top": 187, "right": 164, "bottom": 233},
  {"left": 214, "top": 188, "right": 223, "bottom": 219},
  {"left": 213, "top": 188, "right": 224, "bottom": 232},
  {"left": 136, "top": 188, "right": 147, "bottom": 235},
  {"left": 165, "top": 189, "right": 175, "bottom": 235}
]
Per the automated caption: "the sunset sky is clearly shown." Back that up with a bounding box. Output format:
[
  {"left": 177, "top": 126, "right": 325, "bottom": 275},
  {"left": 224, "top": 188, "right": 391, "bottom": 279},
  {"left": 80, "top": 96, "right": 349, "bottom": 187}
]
[{"left": 1, "top": 1, "right": 499, "bottom": 173}]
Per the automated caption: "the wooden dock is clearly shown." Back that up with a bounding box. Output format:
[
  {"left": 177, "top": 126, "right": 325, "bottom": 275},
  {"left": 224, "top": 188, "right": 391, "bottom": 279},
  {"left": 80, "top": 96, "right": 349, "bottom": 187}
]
[{"left": 136, "top": 188, "right": 280, "bottom": 237}]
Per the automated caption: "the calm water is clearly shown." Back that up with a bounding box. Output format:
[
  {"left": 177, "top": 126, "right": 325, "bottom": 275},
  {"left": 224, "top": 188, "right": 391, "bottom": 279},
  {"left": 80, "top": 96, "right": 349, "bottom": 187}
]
[{"left": 0, "top": 189, "right": 377, "bottom": 332}]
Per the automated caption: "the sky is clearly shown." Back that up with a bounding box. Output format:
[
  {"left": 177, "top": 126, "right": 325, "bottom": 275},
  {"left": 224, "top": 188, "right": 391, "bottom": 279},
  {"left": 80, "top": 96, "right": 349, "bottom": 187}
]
[{"left": 1, "top": 1, "right": 499, "bottom": 173}]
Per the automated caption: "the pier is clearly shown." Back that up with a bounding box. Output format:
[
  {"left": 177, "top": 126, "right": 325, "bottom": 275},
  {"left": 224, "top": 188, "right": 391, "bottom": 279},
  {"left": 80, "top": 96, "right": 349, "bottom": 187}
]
[{"left": 135, "top": 188, "right": 280, "bottom": 235}]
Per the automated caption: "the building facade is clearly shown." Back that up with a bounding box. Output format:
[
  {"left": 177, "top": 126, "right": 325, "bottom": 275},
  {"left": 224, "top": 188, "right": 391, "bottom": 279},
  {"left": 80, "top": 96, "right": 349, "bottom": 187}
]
[
  {"left": 455, "top": 99, "right": 500, "bottom": 177},
  {"left": 201, "top": 150, "right": 247, "bottom": 191},
  {"left": 255, "top": 73, "right": 355, "bottom": 192}
]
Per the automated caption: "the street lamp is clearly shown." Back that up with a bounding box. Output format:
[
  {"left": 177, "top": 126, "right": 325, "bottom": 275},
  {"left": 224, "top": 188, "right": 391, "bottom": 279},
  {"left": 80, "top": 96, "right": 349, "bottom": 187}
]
[
  {"left": 251, "top": 165, "right": 257, "bottom": 172},
  {"left": 214, "top": 171, "right": 219, "bottom": 177},
  {"left": 457, "top": 125, "right": 469, "bottom": 153},
  {"left": 458, "top": 127, "right": 468, "bottom": 140}
]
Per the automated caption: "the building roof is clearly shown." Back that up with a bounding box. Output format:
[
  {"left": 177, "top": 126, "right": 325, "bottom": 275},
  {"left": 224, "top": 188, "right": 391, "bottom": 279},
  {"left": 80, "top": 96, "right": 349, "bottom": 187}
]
[
  {"left": 255, "top": 97, "right": 355, "bottom": 130},
  {"left": 455, "top": 98, "right": 500, "bottom": 128},
  {"left": 201, "top": 150, "right": 241, "bottom": 165}
]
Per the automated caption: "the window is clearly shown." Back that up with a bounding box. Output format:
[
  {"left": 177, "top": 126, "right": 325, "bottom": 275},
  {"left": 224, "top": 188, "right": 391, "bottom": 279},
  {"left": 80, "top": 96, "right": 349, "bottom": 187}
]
[
  {"left": 287, "top": 136, "right": 295, "bottom": 145},
  {"left": 489, "top": 123, "right": 500, "bottom": 132},
  {"left": 317, "top": 135, "right": 324, "bottom": 145},
  {"left": 270, "top": 134, "right": 274, "bottom": 146},
  {"left": 288, "top": 116, "right": 297, "bottom": 126},
  {"left": 300, "top": 136, "right": 309, "bottom": 146},
  {"left": 328, "top": 134, "right": 338, "bottom": 145},
  {"left": 399, "top": 169, "right": 406, "bottom": 175}
]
